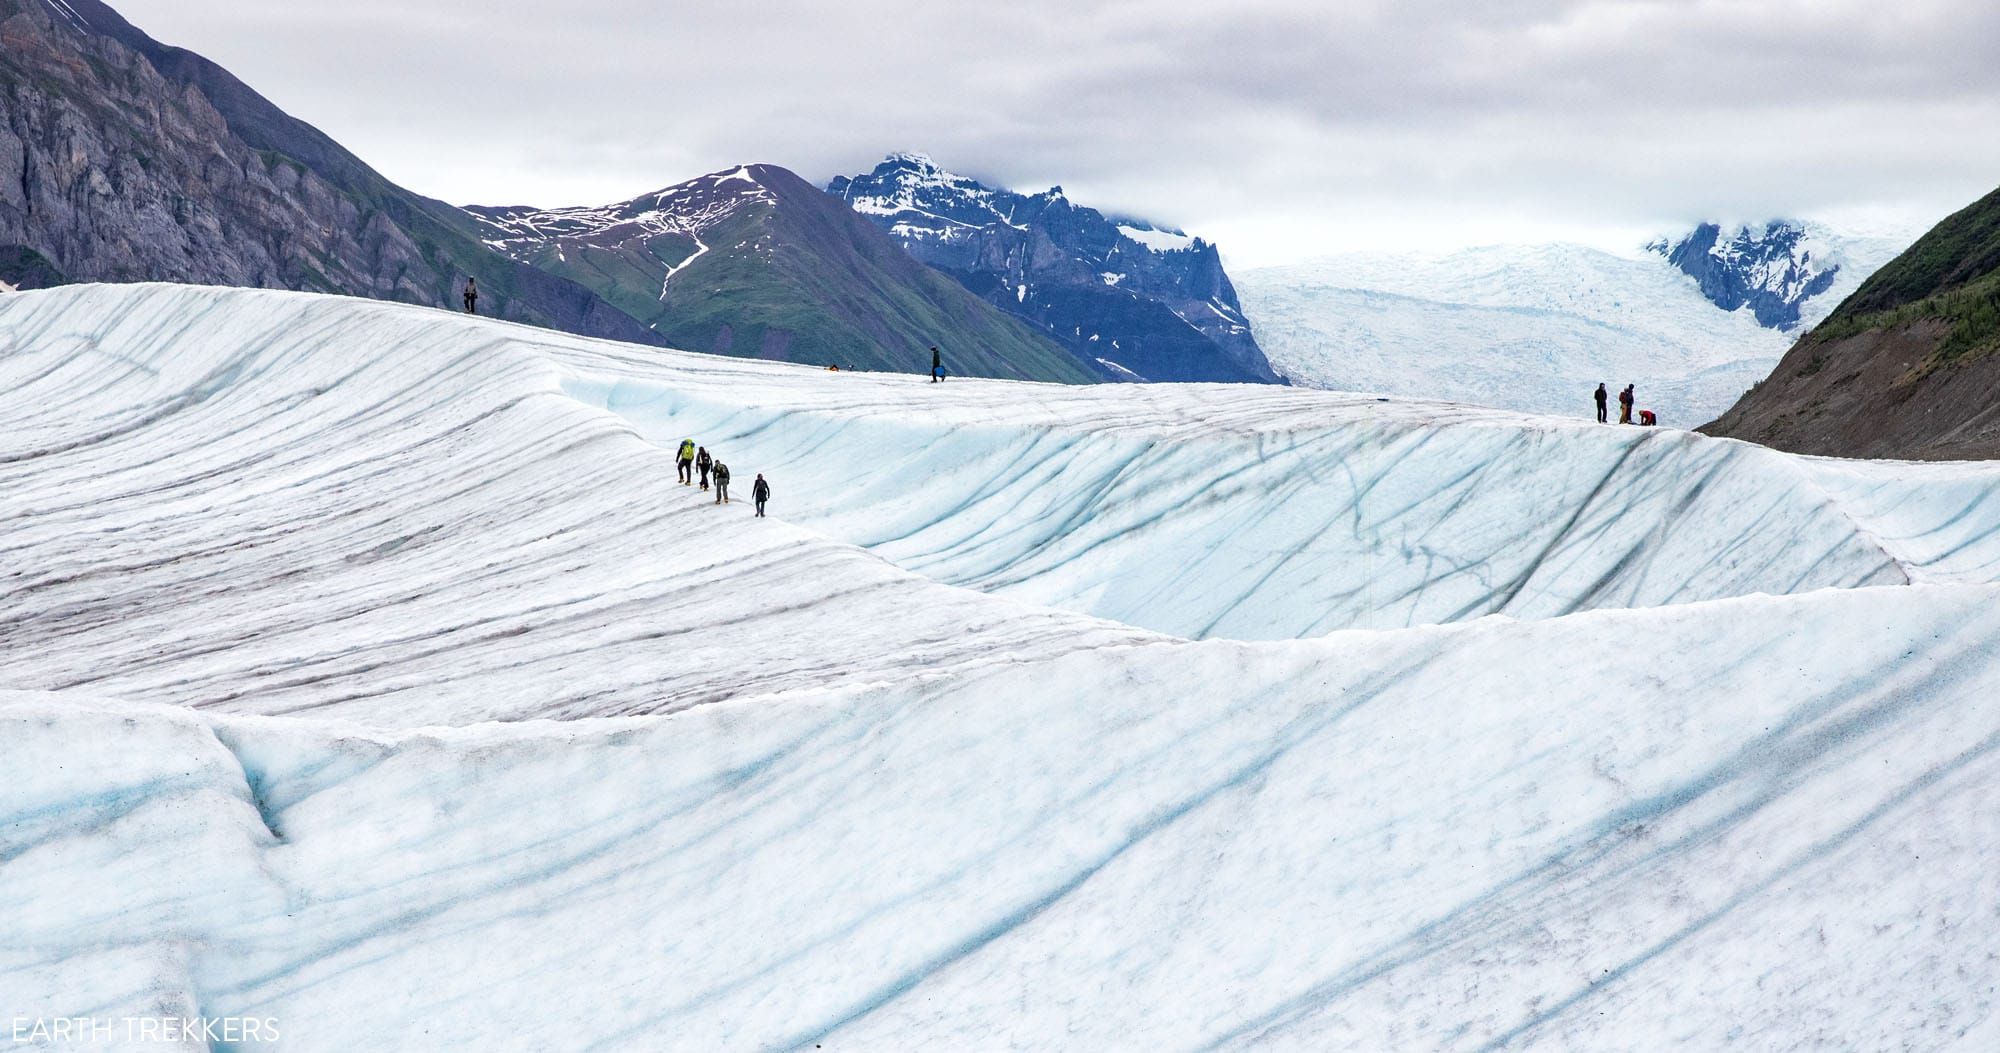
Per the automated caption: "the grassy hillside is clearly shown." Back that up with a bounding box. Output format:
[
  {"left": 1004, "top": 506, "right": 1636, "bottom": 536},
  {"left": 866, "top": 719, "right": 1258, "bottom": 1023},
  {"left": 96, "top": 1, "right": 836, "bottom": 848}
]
[{"left": 1807, "top": 186, "right": 2000, "bottom": 373}]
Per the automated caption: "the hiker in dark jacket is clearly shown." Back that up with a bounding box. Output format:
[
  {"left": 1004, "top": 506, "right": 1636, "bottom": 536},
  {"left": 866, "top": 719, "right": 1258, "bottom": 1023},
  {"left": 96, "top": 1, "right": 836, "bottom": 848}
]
[
  {"left": 752, "top": 474, "right": 770, "bottom": 517},
  {"left": 463, "top": 277, "right": 478, "bottom": 314},
  {"left": 1618, "top": 385, "right": 1635, "bottom": 424},
  {"left": 713, "top": 462, "right": 731, "bottom": 504},
  {"left": 1594, "top": 383, "right": 1608, "bottom": 423},
  {"left": 931, "top": 346, "right": 943, "bottom": 383},
  {"left": 696, "top": 447, "right": 713, "bottom": 491}
]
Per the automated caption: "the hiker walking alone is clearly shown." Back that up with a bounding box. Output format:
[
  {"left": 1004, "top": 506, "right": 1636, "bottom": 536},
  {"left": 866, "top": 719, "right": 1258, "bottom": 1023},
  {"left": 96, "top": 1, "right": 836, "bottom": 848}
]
[
  {"left": 713, "top": 462, "right": 732, "bottom": 504},
  {"left": 676, "top": 439, "right": 696, "bottom": 485},
  {"left": 930, "top": 346, "right": 943, "bottom": 383},
  {"left": 463, "top": 277, "right": 478, "bottom": 315},
  {"left": 1594, "top": 382, "right": 1608, "bottom": 424},
  {"left": 1618, "top": 384, "right": 1635, "bottom": 425},
  {"left": 752, "top": 473, "right": 770, "bottom": 517},
  {"left": 696, "top": 446, "right": 713, "bottom": 491}
]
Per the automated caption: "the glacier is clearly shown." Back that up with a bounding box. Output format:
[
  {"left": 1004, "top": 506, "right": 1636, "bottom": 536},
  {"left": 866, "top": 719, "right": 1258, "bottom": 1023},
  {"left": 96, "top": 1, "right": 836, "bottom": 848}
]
[
  {"left": 1237, "top": 233, "right": 1908, "bottom": 423},
  {"left": 2, "top": 284, "right": 1999, "bottom": 1050}
]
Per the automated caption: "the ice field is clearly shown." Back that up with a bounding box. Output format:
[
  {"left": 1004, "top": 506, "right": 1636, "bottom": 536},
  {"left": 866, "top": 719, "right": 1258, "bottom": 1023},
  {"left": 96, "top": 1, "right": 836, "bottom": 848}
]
[{"left": 3, "top": 284, "right": 1999, "bottom": 1049}]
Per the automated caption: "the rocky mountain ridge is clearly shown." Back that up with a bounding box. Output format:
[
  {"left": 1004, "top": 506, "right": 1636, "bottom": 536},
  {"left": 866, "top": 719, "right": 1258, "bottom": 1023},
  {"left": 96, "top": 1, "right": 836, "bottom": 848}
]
[
  {"left": 0, "top": 0, "right": 659, "bottom": 343},
  {"left": 827, "top": 153, "right": 1280, "bottom": 384},
  {"left": 1648, "top": 220, "right": 1845, "bottom": 330}
]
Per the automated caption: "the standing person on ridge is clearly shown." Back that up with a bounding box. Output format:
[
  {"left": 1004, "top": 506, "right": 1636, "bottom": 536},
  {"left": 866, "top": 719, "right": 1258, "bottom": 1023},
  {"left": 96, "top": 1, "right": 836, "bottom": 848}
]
[
  {"left": 713, "top": 461, "right": 732, "bottom": 504},
  {"left": 752, "top": 473, "right": 770, "bottom": 518},
  {"left": 676, "top": 439, "right": 696, "bottom": 485},
  {"left": 930, "top": 346, "right": 943, "bottom": 383},
  {"left": 1594, "top": 382, "right": 1608, "bottom": 424},
  {"left": 696, "top": 446, "right": 713, "bottom": 491},
  {"left": 463, "top": 277, "right": 478, "bottom": 315},
  {"left": 1618, "top": 385, "right": 1635, "bottom": 425}
]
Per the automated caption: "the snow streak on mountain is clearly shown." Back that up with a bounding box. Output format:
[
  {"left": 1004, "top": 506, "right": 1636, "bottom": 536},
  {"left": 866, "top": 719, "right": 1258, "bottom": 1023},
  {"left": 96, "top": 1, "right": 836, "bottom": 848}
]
[{"left": 3, "top": 284, "right": 1999, "bottom": 1049}]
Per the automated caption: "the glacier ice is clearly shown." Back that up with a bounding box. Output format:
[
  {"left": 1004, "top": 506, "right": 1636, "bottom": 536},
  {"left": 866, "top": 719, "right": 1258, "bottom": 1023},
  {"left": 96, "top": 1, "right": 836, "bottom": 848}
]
[
  {"left": 1235, "top": 235, "right": 1906, "bottom": 422},
  {"left": 2, "top": 284, "right": 1999, "bottom": 1050}
]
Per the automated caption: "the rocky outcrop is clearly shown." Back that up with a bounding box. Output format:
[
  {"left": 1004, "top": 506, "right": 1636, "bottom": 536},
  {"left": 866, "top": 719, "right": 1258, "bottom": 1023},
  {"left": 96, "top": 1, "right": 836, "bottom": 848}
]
[
  {"left": 0, "top": 0, "right": 658, "bottom": 344},
  {"left": 828, "top": 153, "right": 1281, "bottom": 384},
  {"left": 1648, "top": 221, "right": 1840, "bottom": 330}
]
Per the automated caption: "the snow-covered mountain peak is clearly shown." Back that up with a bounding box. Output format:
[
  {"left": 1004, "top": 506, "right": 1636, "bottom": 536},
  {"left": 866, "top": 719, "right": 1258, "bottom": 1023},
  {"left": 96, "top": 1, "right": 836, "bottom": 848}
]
[
  {"left": 1649, "top": 219, "right": 1848, "bottom": 330},
  {"left": 826, "top": 153, "right": 1280, "bottom": 383},
  {"left": 882, "top": 150, "right": 944, "bottom": 173},
  {"left": 467, "top": 165, "right": 774, "bottom": 255}
]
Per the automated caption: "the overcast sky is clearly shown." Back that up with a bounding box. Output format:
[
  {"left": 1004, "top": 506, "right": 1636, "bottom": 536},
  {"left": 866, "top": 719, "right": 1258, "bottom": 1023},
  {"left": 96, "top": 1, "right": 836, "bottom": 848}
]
[{"left": 118, "top": 0, "right": 2000, "bottom": 266}]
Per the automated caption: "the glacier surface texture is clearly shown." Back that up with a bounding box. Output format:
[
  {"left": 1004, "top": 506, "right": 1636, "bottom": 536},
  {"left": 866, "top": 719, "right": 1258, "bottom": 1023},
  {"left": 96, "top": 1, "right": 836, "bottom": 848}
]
[{"left": 2, "top": 285, "right": 1998, "bottom": 1050}]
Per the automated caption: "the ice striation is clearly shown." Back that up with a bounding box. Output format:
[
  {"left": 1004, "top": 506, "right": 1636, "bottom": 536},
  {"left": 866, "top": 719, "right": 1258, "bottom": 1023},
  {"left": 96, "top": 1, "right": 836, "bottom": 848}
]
[{"left": 3, "top": 284, "right": 2000, "bottom": 1049}]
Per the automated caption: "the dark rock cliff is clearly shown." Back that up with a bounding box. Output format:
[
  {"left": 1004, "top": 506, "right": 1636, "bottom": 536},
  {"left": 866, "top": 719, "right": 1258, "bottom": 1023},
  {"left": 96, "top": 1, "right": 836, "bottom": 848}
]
[{"left": 0, "top": 0, "right": 659, "bottom": 343}]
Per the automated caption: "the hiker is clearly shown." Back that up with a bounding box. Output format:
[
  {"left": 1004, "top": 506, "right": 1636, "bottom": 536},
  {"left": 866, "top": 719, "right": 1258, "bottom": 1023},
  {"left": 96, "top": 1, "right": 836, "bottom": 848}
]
[
  {"left": 1638, "top": 409, "right": 1658, "bottom": 427},
  {"left": 930, "top": 346, "right": 943, "bottom": 383},
  {"left": 1618, "top": 385, "right": 1634, "bottom": 425},
  {"left": 713, "top": 462, "right": 731, "bottom": 504},
  {"left": 752, "top": 473, "right": 770, "bottom": 517},
  {"left": 676, "top": 439, "right": 695, "bottom": 484},
  {"left": 696, "top": 446, "right": 713, "bottom": 491},
  {"left": 463, "top": 277, "right": 478, "bottom": 314},
  {"left": 1594, "top": 383, "right": 1608, "bottom": 424}
]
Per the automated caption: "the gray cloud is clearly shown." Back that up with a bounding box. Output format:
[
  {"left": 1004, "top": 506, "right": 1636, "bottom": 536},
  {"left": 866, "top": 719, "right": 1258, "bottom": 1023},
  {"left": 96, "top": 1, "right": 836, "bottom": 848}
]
[{"left": 114, "top": 0, "right": 2000, "bottom": 262}]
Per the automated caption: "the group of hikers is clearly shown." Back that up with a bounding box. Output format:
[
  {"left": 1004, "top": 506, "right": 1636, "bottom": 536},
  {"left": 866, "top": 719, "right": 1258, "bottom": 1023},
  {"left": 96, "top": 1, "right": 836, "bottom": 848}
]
[
  {"left": 460, "top": 286, "right": 1661, "bottom": 436},
  {"left": 1593, "top": 383, "right": 1657, "bottom": 427},
  {"left": 674, "top": 439, "right": 771, "bottom": 517}
]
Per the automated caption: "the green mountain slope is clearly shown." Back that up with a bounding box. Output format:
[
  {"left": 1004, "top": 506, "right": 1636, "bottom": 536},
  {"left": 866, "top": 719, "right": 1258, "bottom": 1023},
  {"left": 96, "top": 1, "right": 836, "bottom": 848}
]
[
  {"left": 1704, "top": 184, "right": 2000, "bottom": 459},
  {"left": 468, "top": 165, "right": 1095, "bottom": 382}
]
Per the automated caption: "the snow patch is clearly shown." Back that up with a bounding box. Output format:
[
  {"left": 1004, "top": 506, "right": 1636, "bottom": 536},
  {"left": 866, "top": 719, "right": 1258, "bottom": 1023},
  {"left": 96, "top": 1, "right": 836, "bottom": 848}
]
[
  {"left": 1095, "top": 357, "right": 1146, "bottom": 381},
  {"left": 38, "top": 0, "right": 91, "bottom": 31},
  {"left": 1118, "top": 224, "right": 1196, "bottom": 253}
]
